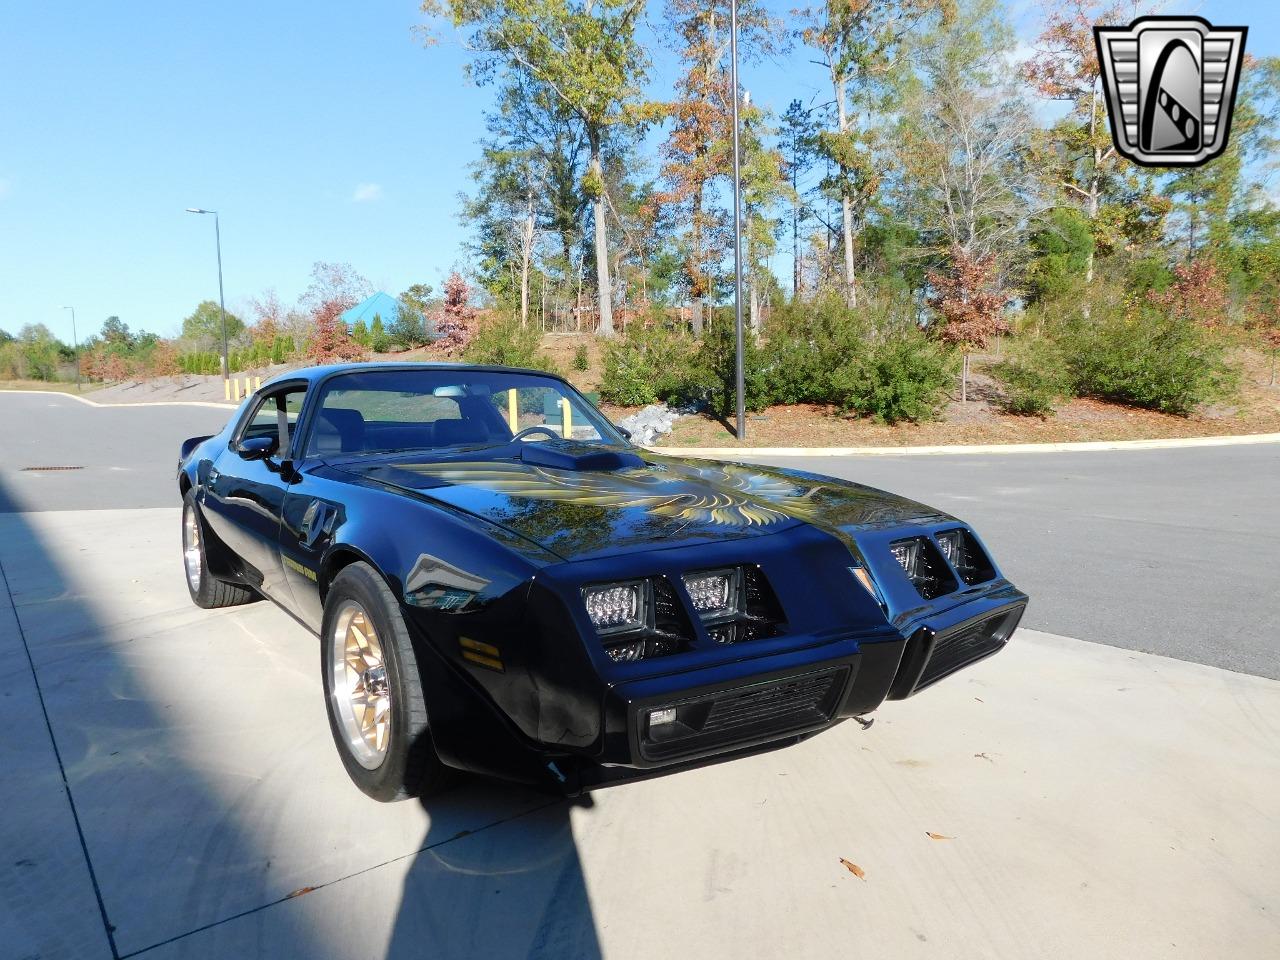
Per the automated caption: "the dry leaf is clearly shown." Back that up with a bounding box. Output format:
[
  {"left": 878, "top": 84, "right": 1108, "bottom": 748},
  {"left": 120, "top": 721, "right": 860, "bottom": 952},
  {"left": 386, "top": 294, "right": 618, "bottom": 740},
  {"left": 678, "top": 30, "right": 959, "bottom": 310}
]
[
  {"left": 839, "top": 857, "right": 867, "bottom": 880},
  {"left": 925, "top": 832, "right": 954, "bottom": 841},
  {"left": 286, "top": 886, "right": 317, "bottom": 899}
]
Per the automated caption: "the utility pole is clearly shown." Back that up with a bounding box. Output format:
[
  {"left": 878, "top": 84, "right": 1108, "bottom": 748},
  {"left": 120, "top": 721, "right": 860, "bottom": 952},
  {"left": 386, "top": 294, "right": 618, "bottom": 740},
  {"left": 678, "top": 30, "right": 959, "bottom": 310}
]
[{"left": 61, "top": 305, "right": 80, "bottom": 391}]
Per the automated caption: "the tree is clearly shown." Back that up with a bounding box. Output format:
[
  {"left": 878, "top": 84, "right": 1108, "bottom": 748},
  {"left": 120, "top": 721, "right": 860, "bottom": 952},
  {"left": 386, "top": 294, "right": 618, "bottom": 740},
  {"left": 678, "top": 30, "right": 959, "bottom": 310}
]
[
  {"left": 653, "top": 0, "right": 778, "bottom": 332},
  {"left": 302, "top": 262, "right": 370, "bottom": 364},
  {"left": 100, "top": 316, "right": 134, "bottom": 347},
  {"left": 1024, "top": 0, "right": 1164, "bottom": 286},
  {"left": 928, "top": 248, "right": 1009, "bottom": 401},
  {"left": 799, "top": 0, "right": 936, "bottom": 306},
  {"left": 393, "top": 284, "right": 433, "bottom": 348},
  {"left": 181, "top": 300, "right": 245, "bottom": 346},
  {"left": 432, "top": 272, "right": 477, "bottom": 352},
  {"left": 422, "top": 0, "right": 653, "bottom": 336},
  {"left": 779, "top": 99, "right": 818, "bottom": 298},
  {"left": 16, "top": 324, "right": 66, "bottom": 381}
]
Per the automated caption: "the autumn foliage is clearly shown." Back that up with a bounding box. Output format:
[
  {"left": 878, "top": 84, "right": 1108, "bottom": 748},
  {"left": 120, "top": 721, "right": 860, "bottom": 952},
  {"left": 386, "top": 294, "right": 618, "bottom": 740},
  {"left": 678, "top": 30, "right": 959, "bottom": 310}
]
[
  {"left": 927, "top": 250, "right": 1010, "bottom": 350},
  {"left": 431, "top": 272, "right": 476, "bottom": 353}
]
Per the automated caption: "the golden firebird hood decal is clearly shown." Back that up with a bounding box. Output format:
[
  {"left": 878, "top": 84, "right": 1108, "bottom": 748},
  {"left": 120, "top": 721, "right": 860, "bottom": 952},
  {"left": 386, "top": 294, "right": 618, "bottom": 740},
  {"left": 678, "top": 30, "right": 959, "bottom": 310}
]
[{"left": 398, "top": 460, "right": 826, "bottom": 527}]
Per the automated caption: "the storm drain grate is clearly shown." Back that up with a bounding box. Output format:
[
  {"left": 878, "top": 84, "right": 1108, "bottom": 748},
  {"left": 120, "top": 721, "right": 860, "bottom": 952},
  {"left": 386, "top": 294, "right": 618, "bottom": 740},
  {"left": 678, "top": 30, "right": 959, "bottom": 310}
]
[{"left": 20, "top": 465, "right": 85, "bottom": 472}]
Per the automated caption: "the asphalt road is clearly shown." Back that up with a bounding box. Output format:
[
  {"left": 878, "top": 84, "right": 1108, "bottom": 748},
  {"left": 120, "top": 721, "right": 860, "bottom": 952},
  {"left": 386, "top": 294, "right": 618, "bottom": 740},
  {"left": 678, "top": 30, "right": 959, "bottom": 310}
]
[{"left": 2, "top": 391, "right": 1276, "bottom": 678}]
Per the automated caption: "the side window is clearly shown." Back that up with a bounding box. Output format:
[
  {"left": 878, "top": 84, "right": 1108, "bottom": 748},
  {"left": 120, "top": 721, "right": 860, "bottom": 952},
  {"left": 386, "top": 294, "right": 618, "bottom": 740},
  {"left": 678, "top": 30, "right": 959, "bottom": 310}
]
[{"left": 238, "top": 388, "right": 306, "bottom": 451}]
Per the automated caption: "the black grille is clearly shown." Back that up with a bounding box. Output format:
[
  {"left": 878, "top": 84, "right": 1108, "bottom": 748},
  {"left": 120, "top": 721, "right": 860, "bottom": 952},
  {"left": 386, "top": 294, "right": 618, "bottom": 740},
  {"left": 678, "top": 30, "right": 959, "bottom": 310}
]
[
  {"left": 917, "top": 609, "right": 1019, "bottom": 690},
  {"left": 639, "top": 667, "right": 848, "bottom": 761},
  {"left": 703, "top": 672, "right": 837, "bottom": 733}
]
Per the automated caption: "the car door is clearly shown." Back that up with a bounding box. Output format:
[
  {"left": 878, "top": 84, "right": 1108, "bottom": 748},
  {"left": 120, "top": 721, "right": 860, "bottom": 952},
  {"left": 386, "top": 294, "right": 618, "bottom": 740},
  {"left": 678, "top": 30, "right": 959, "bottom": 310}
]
[{"left": 200, "top": 383, "right": 307, "bottom": 603}]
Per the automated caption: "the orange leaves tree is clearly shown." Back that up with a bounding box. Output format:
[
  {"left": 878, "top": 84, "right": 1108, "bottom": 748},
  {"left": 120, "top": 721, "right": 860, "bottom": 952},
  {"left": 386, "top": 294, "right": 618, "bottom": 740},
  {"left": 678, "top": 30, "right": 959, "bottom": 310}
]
[
  {"left": 928, "top": 249, "right": 1009, "bottom": 402},
  {"left": 302, "top": 262, "right": 369, "bottom": 364},
  {"left": 432, "top": 272, "right": 477, "bottom": 353}
]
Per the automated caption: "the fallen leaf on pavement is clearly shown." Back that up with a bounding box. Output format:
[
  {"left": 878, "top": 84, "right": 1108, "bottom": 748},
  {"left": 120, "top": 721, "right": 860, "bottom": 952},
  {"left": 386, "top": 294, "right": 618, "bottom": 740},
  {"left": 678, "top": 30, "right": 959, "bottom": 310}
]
[
  {"left": 973, "top": 752, "right": 995, "bottom": 762},
  {"left": 925, "top": 832, "right": 954, "bottom": 841},
  {"left": 839, "top": 858, "right": 867, "bottom": 880}
]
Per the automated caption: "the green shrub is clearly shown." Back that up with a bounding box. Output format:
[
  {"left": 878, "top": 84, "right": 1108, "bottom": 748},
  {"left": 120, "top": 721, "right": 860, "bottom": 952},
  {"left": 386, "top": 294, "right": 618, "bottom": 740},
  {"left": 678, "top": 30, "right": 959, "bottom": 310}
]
[
  {"left": 1061, "top": 308, "right": 1236, "bottom": 415},
  {"left": 693, "top": 315, "right": 770, "bottom": 416},
  {"left": 996, "top": 337, "right": 1072, "bottom": 416},
  {"left": 463, "top": 313, "right": 555, "bottom": 372},
  {"left": 601, "top": 321, "right": 696, "bottom": 406},
  {"left": 572, "top": 341, "right": 590, "bottom": 371},
  {"left": 828, "top": 327, "right": 956, "bottom": 423},
  {"left": 759, "top": 291, "right": 871, "bottom": 405}
]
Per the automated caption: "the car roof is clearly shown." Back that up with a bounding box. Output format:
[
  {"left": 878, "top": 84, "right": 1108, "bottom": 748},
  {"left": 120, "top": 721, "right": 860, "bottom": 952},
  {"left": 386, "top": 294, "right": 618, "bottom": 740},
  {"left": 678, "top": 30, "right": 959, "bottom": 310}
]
[{"left": 265, "top": 361, "right": 571, "bottom": 389}]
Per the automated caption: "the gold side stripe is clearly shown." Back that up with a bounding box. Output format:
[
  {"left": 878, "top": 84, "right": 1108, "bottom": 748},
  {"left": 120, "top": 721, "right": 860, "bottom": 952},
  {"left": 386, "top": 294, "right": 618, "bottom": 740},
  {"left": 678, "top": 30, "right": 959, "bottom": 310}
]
[
  {"left": 462, "top": 650, "right": 505, "bottom": 672},
  {"left": 459, "top": 636, "right": 501, "bottom": 657}
]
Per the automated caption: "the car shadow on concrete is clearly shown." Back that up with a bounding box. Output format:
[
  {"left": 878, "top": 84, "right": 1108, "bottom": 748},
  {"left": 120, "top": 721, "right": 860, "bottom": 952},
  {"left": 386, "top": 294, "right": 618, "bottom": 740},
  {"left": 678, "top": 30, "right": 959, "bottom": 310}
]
[{"left": 386, "top": 788, "right": 602, "bottom": 960}]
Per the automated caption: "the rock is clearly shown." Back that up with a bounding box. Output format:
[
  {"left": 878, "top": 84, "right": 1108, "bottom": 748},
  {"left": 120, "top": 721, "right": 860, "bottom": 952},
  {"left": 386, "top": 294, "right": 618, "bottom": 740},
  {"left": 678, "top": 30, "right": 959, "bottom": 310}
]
[{"left": 617, "top": 403, "right": 682, "bottom": 446}]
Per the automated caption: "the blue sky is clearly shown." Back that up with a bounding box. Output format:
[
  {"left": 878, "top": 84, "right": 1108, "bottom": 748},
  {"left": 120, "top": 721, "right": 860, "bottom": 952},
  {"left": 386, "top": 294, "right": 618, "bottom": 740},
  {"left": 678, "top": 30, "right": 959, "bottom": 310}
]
[{"left": 0, "top": 0, "right": 1275, "bottom": 344}]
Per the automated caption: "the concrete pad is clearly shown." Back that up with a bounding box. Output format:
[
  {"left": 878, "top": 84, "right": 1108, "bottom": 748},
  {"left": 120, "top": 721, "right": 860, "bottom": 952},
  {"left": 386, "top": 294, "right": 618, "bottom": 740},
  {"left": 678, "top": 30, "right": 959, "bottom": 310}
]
[
  {"left": 0, "top": 569, "right": 113, "bottom": 960},
  {"left": 4, "top": 507, "right": 1279, "bottom": 959}
]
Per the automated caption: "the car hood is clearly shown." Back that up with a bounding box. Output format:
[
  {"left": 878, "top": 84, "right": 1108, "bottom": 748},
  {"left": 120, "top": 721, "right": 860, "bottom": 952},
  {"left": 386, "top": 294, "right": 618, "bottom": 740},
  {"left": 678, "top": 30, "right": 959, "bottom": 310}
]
[{"left": 332, "top": 448, "right": 949, "bottom": 562}]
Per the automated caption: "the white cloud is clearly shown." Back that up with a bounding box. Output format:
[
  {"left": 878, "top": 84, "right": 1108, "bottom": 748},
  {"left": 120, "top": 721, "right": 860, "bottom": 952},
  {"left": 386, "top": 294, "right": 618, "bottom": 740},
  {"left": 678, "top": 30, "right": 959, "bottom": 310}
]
[{"left": 352, "top": 182, "right": 383, "bottom": 203}]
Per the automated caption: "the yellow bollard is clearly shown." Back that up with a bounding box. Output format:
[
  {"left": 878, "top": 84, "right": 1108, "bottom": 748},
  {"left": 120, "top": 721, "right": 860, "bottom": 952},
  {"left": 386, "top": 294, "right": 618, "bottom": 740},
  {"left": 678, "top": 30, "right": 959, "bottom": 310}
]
[
  {"left": 254, "top": 376, "right": 261, "bottom": 391},
  {"left": 232, "top": 378, "right": 241, "bottom": 402},
  {"left": 561, "top": 398, "right": 573, "bottom": 439},
  {"left": 243, "top": 376, "right": 251, "bottom": 397},
  {"left": 507, "top": 389, "right": 518, "bottom": 433},
  {"left": 224, "top": 379, "right": 231, "bottom": 401}
]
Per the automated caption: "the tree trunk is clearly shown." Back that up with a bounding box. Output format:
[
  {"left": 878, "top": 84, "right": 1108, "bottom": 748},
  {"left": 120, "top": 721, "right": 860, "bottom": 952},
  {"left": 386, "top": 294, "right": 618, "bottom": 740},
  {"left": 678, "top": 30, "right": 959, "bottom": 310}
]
[
  {"left": 749, "top": 279, "right": 760, "bottom": 335},
  {"left": 691, "top": 191, "right": 705, "bottom": 336},
  {"left": 520, "top": 192, "right": 534, "bottom": 329},
  {"left": 589, "top": 143, "right": 615, "bottom": 337},
  {"left": 834, "top": 73, "right": 857, "bottom": 308}
]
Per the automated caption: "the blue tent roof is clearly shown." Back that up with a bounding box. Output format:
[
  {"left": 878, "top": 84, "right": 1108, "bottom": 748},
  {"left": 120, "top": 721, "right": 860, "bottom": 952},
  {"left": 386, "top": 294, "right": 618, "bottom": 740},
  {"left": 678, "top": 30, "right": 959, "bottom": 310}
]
[{"left": 341, "top": 292, "right": 402, "bottom": 328}]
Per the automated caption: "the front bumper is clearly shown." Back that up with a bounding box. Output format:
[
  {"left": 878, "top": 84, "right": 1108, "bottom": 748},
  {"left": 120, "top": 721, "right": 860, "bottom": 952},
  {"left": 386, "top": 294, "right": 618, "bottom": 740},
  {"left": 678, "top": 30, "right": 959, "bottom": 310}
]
[{"left": 595, "top": 628, "right": 906, "bottom": 770}]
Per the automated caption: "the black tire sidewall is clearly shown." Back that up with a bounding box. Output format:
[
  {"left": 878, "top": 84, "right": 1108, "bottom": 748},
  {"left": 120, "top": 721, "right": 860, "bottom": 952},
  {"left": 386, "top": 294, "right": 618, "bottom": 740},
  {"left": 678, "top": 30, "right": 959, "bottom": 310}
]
[{"left": 321, "top": 562, "right": 428, "bottom": 802}]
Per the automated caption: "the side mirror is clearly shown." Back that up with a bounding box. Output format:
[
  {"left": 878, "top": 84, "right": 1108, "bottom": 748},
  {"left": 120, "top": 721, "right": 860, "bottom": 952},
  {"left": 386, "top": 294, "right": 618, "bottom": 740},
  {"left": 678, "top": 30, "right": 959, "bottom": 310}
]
[
  {"left": 236, "top": 435, "right": 279, "bottom": 461},
  {"left": 615, "top": 425, "right": 633, "bottom": 441}
]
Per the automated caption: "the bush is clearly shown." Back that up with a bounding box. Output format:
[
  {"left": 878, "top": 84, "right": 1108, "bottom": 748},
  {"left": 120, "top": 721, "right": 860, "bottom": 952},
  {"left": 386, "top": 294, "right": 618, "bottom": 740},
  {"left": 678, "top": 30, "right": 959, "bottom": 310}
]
[
  {"left": 600, "top": 320, "right": 697, "bottom": 406},
  {"left": 693, "top": 315, "right": 770, "bottom": 416},
  {"left": 1062, "top": 308, "right": 1236, "bottom": 415},
  {"left": 463, "top": 312, "right": 555, "bottom": 372},
  {"left": 573, "top": 341, "right": 590, "bottom": 371},
  {"left": 996, "top": 337, "right": 1071, "bottom": 416},
  {"left": 827, "top": 327, "right": 956, "bottom": 423},
  {"left": 759, "top": 291, "right": 869, "bottom": 405}
]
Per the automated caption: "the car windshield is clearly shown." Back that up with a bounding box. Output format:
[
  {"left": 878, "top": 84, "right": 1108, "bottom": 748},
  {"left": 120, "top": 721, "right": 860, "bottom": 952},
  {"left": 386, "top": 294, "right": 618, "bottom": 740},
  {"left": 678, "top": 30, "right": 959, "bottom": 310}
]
[{"left": 305, "top": 368, "right": 622, "bottom": 457}]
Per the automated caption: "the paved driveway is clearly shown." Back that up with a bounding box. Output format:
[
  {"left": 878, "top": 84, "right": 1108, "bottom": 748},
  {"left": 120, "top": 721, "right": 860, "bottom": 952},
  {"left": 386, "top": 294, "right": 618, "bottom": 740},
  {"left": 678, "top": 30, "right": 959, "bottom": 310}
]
[{"left": 3, "top": 393, "right": 1279, "bottom": 960}]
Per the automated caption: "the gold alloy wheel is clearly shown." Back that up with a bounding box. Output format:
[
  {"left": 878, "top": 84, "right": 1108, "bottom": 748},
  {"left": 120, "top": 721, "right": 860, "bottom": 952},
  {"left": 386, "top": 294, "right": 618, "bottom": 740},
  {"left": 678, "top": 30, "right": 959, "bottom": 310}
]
[
  {"left": 183, "top": 505, "right": 202, "bottom": 592},
  {"left": 330, "top": 602, "right": 391, "bottom": 770}
]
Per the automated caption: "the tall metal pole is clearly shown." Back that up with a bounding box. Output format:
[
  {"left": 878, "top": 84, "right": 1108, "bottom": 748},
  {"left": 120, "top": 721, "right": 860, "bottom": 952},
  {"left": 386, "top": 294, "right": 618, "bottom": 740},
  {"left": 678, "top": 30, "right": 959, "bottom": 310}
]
[
  {"left": 187, "top": 208, "right": 229, "bottom": 383},
  {"left": 729, "top": 0, "right": 746, "bottom": 441},
  {"left": 213, "top": 213, "right": 229, "bottom": 382},
  {"left": 62, "top": 305, "right": 80, "bottom": 391}
]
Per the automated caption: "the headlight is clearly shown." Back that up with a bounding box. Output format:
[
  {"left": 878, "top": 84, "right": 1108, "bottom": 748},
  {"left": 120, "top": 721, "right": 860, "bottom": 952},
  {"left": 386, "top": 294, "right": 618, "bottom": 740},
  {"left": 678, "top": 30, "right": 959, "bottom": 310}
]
[
  {"left": 682, "top": 568, "right": 738, "bottom": 618},
  {"left": 582, "top": 581, "right": 646, "bottom": 634},
  {"left": 890, "top": 539, "right": 921, "bottom": 578},
  {"left": 933, "top": 529, "right": 995, "bottom": 585},
  {"left": 889, "top": 536, "right": 957, "bottom": 600}
]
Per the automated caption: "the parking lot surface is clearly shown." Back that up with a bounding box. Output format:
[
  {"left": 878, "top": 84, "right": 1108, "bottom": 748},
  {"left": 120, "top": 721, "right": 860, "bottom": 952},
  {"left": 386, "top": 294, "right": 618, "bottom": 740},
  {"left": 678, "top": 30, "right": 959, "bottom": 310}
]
[{"left": 3, "top": 393, "right": 1278, "bottom": 959}]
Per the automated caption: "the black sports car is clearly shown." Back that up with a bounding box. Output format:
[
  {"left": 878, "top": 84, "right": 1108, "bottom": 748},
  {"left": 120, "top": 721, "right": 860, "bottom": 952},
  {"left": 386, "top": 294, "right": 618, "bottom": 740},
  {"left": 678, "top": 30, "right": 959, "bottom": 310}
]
[{"left": 178, "top": 362, "right": 1026, "bottom": 801}]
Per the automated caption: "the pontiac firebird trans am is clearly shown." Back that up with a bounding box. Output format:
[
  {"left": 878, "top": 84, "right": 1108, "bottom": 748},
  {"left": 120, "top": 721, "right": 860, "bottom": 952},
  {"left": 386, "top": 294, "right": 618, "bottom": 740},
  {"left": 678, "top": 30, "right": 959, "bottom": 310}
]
[{"left": 177, "top": 363, "right": 1027, "bottom": 801}]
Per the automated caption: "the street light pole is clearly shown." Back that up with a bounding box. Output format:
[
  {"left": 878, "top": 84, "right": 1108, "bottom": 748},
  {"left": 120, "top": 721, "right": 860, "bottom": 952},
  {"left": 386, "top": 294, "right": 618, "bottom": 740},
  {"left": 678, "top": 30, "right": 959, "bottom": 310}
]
[
  {"left": 185, "top": 208, "right": 229, "bottom": 383},
  {"left": 729, "top": 0, "right": 746, "bottom": 442},
  {"left": 61, "top": 305, "right": 80, "bottom": 391}
]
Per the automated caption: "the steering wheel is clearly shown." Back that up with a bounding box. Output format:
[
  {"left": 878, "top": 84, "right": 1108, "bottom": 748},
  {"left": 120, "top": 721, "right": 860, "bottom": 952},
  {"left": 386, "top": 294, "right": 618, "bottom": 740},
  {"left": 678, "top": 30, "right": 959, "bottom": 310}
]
[{"left": 511, "top": 425, "right": 562, "bottom": 443}]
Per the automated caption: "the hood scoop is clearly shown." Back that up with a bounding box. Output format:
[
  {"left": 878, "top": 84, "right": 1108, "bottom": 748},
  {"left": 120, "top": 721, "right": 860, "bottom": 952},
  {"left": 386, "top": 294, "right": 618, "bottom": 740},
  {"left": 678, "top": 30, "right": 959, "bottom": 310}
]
[{"left": 518, "top": 441, "right": 645, "bottom": 472}]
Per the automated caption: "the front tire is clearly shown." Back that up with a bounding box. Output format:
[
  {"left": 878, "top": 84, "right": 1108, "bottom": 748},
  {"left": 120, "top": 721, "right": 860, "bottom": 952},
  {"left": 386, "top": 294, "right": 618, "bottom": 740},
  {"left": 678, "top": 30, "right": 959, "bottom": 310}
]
[
  {"left": 321, "top": 561, "right": 447, "bottom": 802},
  {"left": 182, "top": 490, "right": 257, "bottom": 609}
]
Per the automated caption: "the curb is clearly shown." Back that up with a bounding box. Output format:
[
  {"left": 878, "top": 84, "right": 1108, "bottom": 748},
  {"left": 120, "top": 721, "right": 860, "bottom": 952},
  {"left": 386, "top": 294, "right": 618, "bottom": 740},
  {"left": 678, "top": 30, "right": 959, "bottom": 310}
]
[
  {"left": 0, "top": 390, "right": 239, "bottom": 411},
  {"left": 649, "top": 432, "right": 1280, "bottom": 457}
]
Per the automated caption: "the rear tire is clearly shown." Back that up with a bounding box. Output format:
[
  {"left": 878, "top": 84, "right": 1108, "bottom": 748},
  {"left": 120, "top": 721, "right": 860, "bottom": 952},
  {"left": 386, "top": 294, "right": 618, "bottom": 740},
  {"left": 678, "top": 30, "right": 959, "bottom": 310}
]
[
  {"left": 321, "top": 561, "right": 448, "bottom": 802},
  {"left": 182, "top": 490, "right": 257, "bottom": 609}
]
